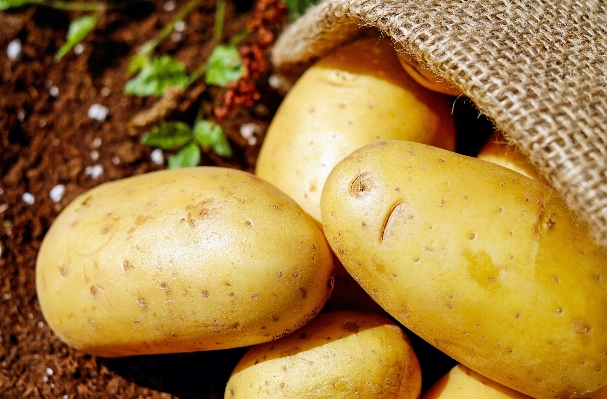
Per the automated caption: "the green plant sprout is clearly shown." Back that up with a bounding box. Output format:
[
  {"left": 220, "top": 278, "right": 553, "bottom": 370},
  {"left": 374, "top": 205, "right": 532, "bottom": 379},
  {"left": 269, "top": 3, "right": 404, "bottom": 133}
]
[
  {"left": 141, "top": 119, "right": 232, "bottom": 169},
  {"left": 54, "top": 13, "right": 98, "bottom": 61},
  {"left": 126, "top": 0, "right": 249, "bottom": 168},
  {"left": 1, "top": 0, "right": 311, "bottom": 167},
  {"left": 2, "top": 0, "right": 246, "bottom": 166},
  {"left": 1, "top": 0, "right": 144, "bottom": 60},
  {"left": 126, "top": 0, "right": 204, "bottom": 74}
]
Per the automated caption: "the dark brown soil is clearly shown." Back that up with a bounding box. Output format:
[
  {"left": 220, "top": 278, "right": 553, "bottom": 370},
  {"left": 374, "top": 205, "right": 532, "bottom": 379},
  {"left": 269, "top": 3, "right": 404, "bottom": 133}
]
[
  {"left": 1, "top": 1, "right": 285, "bottom": 397},
  {"left": 0, "top": 1, "right": 494, "bottom": 397}
]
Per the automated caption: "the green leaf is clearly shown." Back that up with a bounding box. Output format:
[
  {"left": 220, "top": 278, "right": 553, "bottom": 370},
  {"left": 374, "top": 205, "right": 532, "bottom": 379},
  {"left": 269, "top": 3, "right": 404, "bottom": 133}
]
[
  {"left": 193, "top": 120, "right": 232, "bottom": 157},
  {"left": 193, "top": 120, "right": 221, "bottom": 147},
  {"left": 211, "top": 134, "right": 232, "bottom": 157},
  {"left": 55, "top": 14, "right": 98, "bottom": 61},
  {"left": 282, "top": 0, "right": 320, "bottom": 20},
  {"left": 141, "top": 121, "right": 192, "bottom": 149},
  {"left": 0, "top": 0, "right": 40, "bottom": 10},
  {"left": 124, "top": 55, "right": 190, "bottom": 97},
  {"left": 205, "top": 44, "right": 244, "bottom": 87},
  {"left": 168, "top": 142, "right": 201, "bottom": 169},
  {"left": 126, "top": 53, "right": 150, "bottom": 74}
]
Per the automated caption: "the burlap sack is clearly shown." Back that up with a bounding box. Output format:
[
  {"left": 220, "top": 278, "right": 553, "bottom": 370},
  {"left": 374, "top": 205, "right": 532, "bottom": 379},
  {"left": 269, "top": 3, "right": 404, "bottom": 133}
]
[{"left": 271, "top": 0, "right": 607, "bottom": 251}]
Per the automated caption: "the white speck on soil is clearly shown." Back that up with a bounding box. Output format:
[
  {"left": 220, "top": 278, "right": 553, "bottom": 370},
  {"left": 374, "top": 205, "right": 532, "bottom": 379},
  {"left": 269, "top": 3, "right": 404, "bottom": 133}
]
[
  {"left": 268, "top": 74, "right": 292, "bottom": 93},
  {"left": 151, "top": 148, "right": 164, "bottom": 165},
  {"left": 49, "top": 85, "right": 59, "bottom": 97},
  {"left": 46, "top": 367, "right": 54, "bottom": 376},
  {"left": 100, "top": 87, "right": 111, "bottom": 97},
  {"left": 49, "top": 185, "right": 66, "bottom": 203},
  {"left": 74, "top": 43, "right": 85, "bottom": 54},
  {"left": 85, "top": 165, "right": 104, "bottom": 179},
  {"left": 240, "top": 123, "right": 261, "bottom": 146},
  {"left": 17, "top": 110, "right": 25, "bottom": 121},
  {"left": 174, "top": 21, "right": 187, "bottom": 32},
  {"left": 112, "top": 156, "right": 120, "bottom": 165},
  {"left": 2, "top": 293, "right": 10, "bottom": 300},
  {"left": 163, "top": 0, "right": 176, "bottom": 11},
  {"left": 171, "top": 32, "right": 183, "bottom": 42},
  {"left": 0, "top": 203, "right": 8, "bottom": 213},
  {"left": 90, "top": 150, "right": 99, "bottom": 161},
  {"left": 92, "top": 137, "right": 102, "bottom": 148},
  {"left": 88, "top": 104, "right": 109, "bottom": 121},
  {"left": 22, "top": 192, "right": 35, "bottom": 205},
  {"left": 7, "top": 39, "right": 22, "bottom": 61}
]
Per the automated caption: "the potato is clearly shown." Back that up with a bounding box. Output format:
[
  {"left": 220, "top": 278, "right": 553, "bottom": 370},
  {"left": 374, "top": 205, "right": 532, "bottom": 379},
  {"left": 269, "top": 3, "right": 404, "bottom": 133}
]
[
  {"left": 256, "top": 35, "right": 456, "bottom": 224},
  {"left": 394, "top": 43, "right": 463, "bottom": 97},
  {"left": 36, "top": 167, "right": 334, "bottom": 357},
  {"left": 477, "top": 131, "right": 549, "bottom": 185},
  {"left": 423, "top": 364, "right": 533, "bottom": 399},
  {"left": 224, "top": 310, "right": 421, "bottom": 398},
  {"left": 320, "top": 140, "right": 607, "bottom": 398}
]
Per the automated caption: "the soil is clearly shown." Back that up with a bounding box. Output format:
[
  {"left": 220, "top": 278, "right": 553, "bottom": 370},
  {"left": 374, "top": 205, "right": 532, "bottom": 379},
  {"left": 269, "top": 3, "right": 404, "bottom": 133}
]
[{"left": 0, "top": 1, "right": 494, "bottom": 397}]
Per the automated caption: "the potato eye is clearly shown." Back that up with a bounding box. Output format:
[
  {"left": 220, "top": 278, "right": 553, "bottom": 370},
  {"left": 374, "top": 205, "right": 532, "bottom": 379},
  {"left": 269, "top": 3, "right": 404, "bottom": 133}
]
[{"left": 349, "top": 172, "right": 375, "bottom": 198}]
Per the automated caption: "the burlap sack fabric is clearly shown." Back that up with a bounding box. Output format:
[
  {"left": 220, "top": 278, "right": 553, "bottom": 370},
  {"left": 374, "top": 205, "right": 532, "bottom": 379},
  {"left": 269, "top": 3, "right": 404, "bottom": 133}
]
[{"left": 271, "top": 0, "right": 607, "bottom": 251}]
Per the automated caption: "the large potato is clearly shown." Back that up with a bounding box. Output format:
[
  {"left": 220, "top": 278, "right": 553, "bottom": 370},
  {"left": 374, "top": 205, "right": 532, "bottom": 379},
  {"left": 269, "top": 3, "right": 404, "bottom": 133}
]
[
  {"left": 224, "top": 310, "right": 421, "bottom": 398},
  {"left": 423, "top": 364, "right": 532, "bottom": 399},
  {"left": 320, "top": 140, "right": 607, "bottom": 399},
  {"left": 256, "top": 35, "right": 456, "bottom": 224},
  {"left": 36, "top": 167, "right": 334, "bottom": 357}
]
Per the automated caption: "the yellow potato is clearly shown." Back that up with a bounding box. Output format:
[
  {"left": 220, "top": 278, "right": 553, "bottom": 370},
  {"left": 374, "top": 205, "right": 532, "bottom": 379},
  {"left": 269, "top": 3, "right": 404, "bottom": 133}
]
[
  {"left": 320, "top": 140, "right": 607, "bottom": 399},
  {"left": 256, "top": 35, "right": 456, "bottom": 224},
  {"left": 224, "top": 310, "right": 422, "bottom": 398},
  {"left": 423, "top": 364, "right": 533, "bottom": 399},
  {"left": 394, "top": 44, "right": 463, "bottom": 97},
  {"left": 477, "top": 131, "right": 549, "bottom": 185},
  {"left": 257, "top": 36, "right": 456, "bottom": 315},
  {"left": 36, "top": 167, "right": 334, "bottom": 357}
]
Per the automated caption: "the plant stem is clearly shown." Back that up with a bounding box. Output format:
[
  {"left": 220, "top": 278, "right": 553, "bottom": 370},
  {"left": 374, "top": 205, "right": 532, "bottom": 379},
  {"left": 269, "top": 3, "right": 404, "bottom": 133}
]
[
  {"left": 194, "top": 98, "right": 207, "bottom": 124},
  {"left": 138, "top": 0, "right": 204, "bottom": 57},
  {"left": 229, "top": 27, "right": 250, "bottom": 46},
  {"left": 213, "top": 0, "right": 226, "bottom": 47},
  {"left": 40, "top": 0, "right": 146, "bottom": 12},
  {"left": 189, "top": 62, "right": 208, "bottom": 85},
  {"left": 189, "top": 0, "right": 231, "bottom": 84}
]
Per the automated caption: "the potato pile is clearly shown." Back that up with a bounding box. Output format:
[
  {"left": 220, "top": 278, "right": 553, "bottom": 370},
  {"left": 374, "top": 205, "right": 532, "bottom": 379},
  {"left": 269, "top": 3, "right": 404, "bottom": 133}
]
[{"left": 35, "top": 36, "right": 607, "bottom": 398}]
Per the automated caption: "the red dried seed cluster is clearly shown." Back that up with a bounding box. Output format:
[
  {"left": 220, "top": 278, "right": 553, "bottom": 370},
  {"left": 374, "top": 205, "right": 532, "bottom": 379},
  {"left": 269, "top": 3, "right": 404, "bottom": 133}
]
[{"left": 214, "top": 0, "right": 287, "bottom": 120}]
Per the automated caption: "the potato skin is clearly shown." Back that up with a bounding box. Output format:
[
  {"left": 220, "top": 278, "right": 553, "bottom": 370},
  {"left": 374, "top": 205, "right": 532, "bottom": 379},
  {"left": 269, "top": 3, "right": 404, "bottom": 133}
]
[
  {"left": 256, "top": 35, "right": 455, "bottom": 224},
  {"left": 36, "top": 167, "right": 334, "bottom": 357},
  {"left": 224, "top": 310, "right": 421, "bottom": 399},
  {"left": 394, "top": 43, "right": 463, "bottom": 97},
  {"left": 423, "top": 364, "right": 533, "bottom": 399},
  {"left": 477, "top": 131, "right": 549, "bottom": 185},
  {"left": 320, "top": 140, "right": 607, "bottom": 399}
]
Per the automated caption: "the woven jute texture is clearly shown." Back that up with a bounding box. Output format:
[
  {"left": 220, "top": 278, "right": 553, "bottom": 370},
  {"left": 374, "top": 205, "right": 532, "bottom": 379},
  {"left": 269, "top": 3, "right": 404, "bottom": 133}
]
[{"left": 271, "top": 0, "right": 607, "bottom": 250}]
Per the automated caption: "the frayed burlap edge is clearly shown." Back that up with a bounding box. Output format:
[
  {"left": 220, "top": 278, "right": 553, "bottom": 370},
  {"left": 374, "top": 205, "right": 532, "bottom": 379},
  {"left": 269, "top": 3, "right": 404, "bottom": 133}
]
[{"left": 271, "top": 0, "right": 607, "bottom": 250}]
